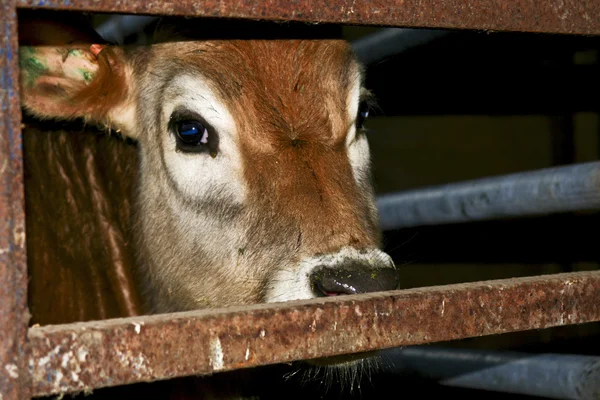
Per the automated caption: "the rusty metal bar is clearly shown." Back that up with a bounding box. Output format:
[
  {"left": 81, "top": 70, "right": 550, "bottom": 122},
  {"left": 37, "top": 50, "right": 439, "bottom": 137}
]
[
  {"left": 17, "top": 0, "right": 600, "bottom": 36},
  {"left": 0, "top": 1, "right": 31, "bottom": 400},
  {"left": 376, "top": 162, "right": 600, "bottom": 230},
  {"left": 29, "top": 271, "right": 600, "bottom": 397}
]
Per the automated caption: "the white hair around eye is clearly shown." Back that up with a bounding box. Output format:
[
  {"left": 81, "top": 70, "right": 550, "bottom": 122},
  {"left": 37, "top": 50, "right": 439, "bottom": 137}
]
[{"left": 160, "top": 74, "right": 246, "bottom": 204}]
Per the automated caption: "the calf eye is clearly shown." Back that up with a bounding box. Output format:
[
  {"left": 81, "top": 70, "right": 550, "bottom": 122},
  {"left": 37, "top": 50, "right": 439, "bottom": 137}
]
[
  {"left": 356, "top": 100, "right": 370, "bottom": 130},
  {"left": 176, "top": 121, "right": 208, "bottom": 146},
  {"left": 169, "top": 110, "right": 219, "bottom": 157}
]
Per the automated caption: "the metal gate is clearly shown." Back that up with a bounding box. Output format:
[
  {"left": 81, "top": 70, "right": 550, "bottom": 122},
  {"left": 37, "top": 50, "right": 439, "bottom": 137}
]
[{"left": 2, "top": 1, "right": 600, "bottom": 399}]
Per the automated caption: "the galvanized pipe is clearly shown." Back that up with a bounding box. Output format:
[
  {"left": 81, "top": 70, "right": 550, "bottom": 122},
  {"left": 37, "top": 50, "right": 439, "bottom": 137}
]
[
  {"left": 351, "top": 27, "right": 450, "bottom": 65},
  {"left": 383, "top": 346, "right": 600, "bottom": 400},
  {"left": 376, "top": 161, "right": 600, "bottom": 230},
  {"left": 94, "top": 15, "right": 158, "bottom": 44},
  {"left": 95, "top": 18, "right": 449, "bottom": 63}
]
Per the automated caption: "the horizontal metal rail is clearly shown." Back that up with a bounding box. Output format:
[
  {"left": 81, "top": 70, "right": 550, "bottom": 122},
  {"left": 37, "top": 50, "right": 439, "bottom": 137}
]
[
  {"left": 94, "top": 18, "right": 451, "bottom": 64},
  {"left": 351, "top": 27, "right": 451, "bottom": 65},
  {"left": 18, "top": 0, "right": 600, "bottom": 36},
  {"left": 383, "top": 346, "right": 600, "bottom": 400},
  {"left": 29, "top": 271, "right": 600, "bottom": 397},
  {"left": 376, "top": 162, "right": 600, "bottom": 230}
]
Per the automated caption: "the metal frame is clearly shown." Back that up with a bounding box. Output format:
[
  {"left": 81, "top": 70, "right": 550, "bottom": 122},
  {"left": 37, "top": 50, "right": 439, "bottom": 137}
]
[
  {"left": 382, "top": 346, "right": 600, "bottom": 399},
  {"left": 377, "top": 161, "right": 600, "bottom": 230},
  {"left": 28, "top": 272, "right": 600, "bottom": 396},
  {"left": 2, "top": 1, "right": 600, "bottom": 399}
]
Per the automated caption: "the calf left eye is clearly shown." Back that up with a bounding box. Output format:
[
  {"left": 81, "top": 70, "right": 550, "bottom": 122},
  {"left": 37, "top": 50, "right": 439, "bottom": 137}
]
[{"left": 356, "top": 100, "right": 369, "bottom": 130}]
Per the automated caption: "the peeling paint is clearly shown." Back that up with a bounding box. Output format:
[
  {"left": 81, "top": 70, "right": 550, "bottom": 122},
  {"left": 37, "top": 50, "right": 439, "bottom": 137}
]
[
  {"left": 61, "top": 351, "right": 73, "bottom": 368},
  {"left": 441, "top": 299, "right": 446, "bottom": 316},
  {"left": 77, "top": 348, "right": 88, "bottom": 363},
  {"left": 5, "top": 363, "right": 18, "bottom": 379},
  {"left": 114, "top": 348, "right": 152, "bottom": 378},
  {"left": 54, "top": 370, "right": 64, "bottom": 387},
  {"left": 210, "top": 337, "right": 224, "bottom": 371},
  {"left": 354, "top": 305, "right": 362, "bottom": 316},
  {"left": 38, "top": 345, "right": 61, "bottom": 367},
  {"left": 132, "top": 322, "right": 143, "bottom": 334}
]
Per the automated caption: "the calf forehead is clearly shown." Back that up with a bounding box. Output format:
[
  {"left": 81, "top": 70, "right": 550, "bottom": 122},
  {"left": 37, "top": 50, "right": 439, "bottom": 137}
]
[{"left": 149, "top": 39, "right": 359, "bottom": 140}]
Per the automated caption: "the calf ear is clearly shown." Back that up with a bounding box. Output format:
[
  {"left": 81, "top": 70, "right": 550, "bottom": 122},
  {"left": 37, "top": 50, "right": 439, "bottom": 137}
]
[{"left": 18, "top": 13, "right": 137, "bottom": 138}]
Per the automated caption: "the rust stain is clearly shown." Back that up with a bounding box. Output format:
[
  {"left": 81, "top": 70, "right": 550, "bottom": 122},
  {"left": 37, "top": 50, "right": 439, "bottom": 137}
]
[
  {"left": 29, "top": 271, "right": 600, "bottom": 397},
  {"left": 16, "top": 0, "right": 600, "bottom": 35},
  {"left": 0, "top": 1, "right": 31, "bottom": 400}
]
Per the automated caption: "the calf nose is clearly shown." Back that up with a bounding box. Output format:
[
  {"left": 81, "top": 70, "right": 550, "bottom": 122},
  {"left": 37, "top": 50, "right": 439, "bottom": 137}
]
[{"left": 310, "top": 263, "right": 400, "bottom": 297}]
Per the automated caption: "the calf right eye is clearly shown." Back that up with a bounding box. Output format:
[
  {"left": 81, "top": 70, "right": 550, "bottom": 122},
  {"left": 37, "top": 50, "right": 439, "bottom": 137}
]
[
  {"left": 176, "top": 120, "right": 209, "bottom": 146},
  {"left": 169, "top": 110, "right": 219, "bottom": 157}
]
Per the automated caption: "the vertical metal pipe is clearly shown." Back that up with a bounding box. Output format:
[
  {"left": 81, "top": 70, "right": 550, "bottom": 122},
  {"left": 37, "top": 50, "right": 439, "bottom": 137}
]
[{"left": 0, "top": 3, "right": 32, "bottom": 399}]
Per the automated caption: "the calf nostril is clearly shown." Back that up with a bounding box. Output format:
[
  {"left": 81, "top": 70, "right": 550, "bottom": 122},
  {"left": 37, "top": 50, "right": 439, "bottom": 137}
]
[{"left": 310, "top": 264, "right": 400, "bottom": 297}]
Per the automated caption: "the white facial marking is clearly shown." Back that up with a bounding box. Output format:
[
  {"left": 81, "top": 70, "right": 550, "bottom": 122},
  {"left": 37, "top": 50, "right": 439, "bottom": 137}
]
[
  {"left": 146, "top": 74, "right": 249, "bottom": 300},
  {"left": 264, "top": 247, "right": 395, "bottom": 304},
  {"left": 161, "top": 74, "right": 245, "bottom": 203},
  {"left": 346, "top": 76, "right": 362, "bottom": 147},
  {"left": 346, "top": 76, "right": 371, "bottom": 184}
]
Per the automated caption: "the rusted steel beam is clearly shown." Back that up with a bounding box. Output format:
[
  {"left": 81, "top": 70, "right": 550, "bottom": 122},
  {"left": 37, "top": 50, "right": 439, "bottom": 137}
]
[
  {"left": 29, "top": 271, "right": 600, "bottom": 397},
  {"left": 17, "top": 0, "right": 600, "bottom": 36},
  {"left": 0, "top": 2, "right": 31, "bottom": 400}
]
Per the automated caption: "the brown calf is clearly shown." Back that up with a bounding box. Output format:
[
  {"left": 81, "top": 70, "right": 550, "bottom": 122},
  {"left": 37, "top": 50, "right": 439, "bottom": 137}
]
[{"left": 20, "top": 12, "right": 400, "bottom": 399}]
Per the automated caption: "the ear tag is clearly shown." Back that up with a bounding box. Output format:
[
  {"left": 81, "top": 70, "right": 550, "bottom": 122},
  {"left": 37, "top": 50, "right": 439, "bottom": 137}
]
[{"left": 90, "top": 44, "right": 107, "bottom": 57}]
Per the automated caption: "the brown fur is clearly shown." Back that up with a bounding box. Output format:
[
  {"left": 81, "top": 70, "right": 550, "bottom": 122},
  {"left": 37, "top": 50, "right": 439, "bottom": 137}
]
[
  {"left": 23, "top": 120, "right": 143, "bottom": 325},
  {"left": 151, "top": 39, "right": 378, "bottom": 254},
  {"left": 232, "top": 41, "right": 379, "bottom": 255}
]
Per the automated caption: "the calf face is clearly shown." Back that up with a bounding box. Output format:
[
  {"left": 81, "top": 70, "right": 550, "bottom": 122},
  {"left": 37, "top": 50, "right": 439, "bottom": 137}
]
[{"left": 19, "top": 17, "right": 399, "bottom": 323}]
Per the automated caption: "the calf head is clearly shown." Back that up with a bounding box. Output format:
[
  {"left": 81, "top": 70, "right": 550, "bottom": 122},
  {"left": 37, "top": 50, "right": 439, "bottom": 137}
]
[{"left": 19, "top": 15, "right": 399, "bottom": 361}]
